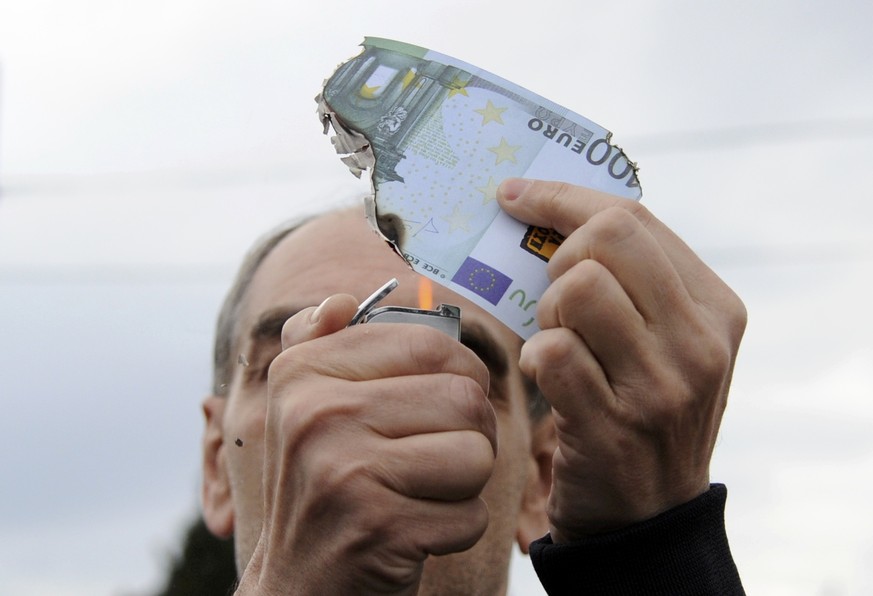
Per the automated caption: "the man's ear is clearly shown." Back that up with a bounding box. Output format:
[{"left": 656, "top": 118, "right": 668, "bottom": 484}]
[
  {"left": 516, "top": 413, "right": 556, "bottom": 554},
  {"left": 202, "top": 395, "right": 234, "bottom": 538}
]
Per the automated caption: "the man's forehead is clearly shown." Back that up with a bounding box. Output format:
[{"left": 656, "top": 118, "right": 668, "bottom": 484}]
[
  {"left": 240, "top": 209, "right": 521, "bottom": 352},
  {"left": 248, "top": 211, "right": 418, "bottom": 308},
  {"left": 263, "top": 211, "right": 402, "bottom": 282}
]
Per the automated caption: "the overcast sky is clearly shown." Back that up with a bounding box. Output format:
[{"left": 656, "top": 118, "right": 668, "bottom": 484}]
[{"left": 1, "top": 1, "right": 872, "bottom": 594}]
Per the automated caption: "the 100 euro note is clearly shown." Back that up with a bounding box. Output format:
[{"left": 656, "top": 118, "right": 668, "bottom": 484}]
[{"left": 317, "top": 37, "right": 642, "bottom": 340}]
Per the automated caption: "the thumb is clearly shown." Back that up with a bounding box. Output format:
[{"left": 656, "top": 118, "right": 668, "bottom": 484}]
[
  {"left": 496, "top": 177, "right": 627, "bottom": 237},
  {"left": 281, "top": 294, "right": 359, "bottom": 350}
]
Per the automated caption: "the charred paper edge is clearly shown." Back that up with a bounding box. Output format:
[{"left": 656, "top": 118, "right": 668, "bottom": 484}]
[{"left": 316, "top": 91, "right": 407, "bottom": 262}]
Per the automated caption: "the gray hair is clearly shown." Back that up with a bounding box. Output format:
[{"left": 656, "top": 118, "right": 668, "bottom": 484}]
[{"left": 212, "top": 217, "right": 312, "bottom": 395}]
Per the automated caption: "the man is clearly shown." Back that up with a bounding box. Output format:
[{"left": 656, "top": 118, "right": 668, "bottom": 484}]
[{"left": 200, "top": 178, "right": 747, "bottom": 594}]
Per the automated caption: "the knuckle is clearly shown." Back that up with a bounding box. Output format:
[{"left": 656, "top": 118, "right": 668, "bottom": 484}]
[
  {"left": 458, "top": 431, "right": 497, "bottom": 483},
  {"left": 406, "top": 328, "right": 489, "bottom": 391},
  {"left": 274, "top": 394, "right": 315, "bottom": 441},
  {"left": 545, "top": 245, "right": 572, "bottom": 280},
  {"left": 622, "top": 199, "right": 655, "bottom": 226},
  {"left": 568, "top": 259, "right": 609, "bottom": 296},
  {"left": 549, "top": 181, "right": 577, "bottom": 210},
  {"left": 359, "top": 549, "right": 422, "bottom": 591},
  {"left": 418, "top": 497, "right": 489, "bottom": 557},
  {"left": 526, "top": 328, "right": 577, "bottom": 372},
  {"left": 651, "top": 335, "right": 733, "bottom": 422},
  {"left": 534, "top": 180, "right": 577, "bottom": 227},
  {"left": 700, "top": 270, "right": 748, "bottom": 348},
  {"left": 725, "top": 292, "right": 749, "bottom": 345},
  {"left": 275, "top": 384, "right": 357, "bottom": 452},
  {"left": 316, "top": 453, "right": 371, "bottom": 497},
  {"left": 623, "top": 327, "right": 735, "bottom": 431},
  {"left": 279, "top": 314, "right": 298, "bottom": 348},
  {"left": 405, "top": 326, "right": 453, "bottom": 373},
  {"left": 450, "top": 374, "right": 493, "bottom": 426},
  {"left": 407, "top": 498, "right": 489, "bottom": 559},
  {"left": 692, "top": 331, "right": 734, "bottom": 391},
  {"left": 459, "top": 347, "right": 491, "bottom": 396},
  {"left": 456, "top": 498, "right": 490, "bottom": 548},
  {"left": 267, "top": 346, "right": 306, "bottom": 389},
  {"left": 587, "top": 206, "right": 641, "bottom": 247},
  {"left": 543, "top": 261, "right": 609, "bottom": 326},
  {"left": 679, "top": 313, "right": 738, "bottom": 396}
]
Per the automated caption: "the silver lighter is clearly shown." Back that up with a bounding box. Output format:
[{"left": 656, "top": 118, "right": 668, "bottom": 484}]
[{"left": 348, "top": 278, "right": 461, "bottom": 340}]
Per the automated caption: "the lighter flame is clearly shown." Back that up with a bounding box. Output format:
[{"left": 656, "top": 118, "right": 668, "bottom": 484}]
[{"left": 418, "top": 277, "right": 433, "bottom": 310}]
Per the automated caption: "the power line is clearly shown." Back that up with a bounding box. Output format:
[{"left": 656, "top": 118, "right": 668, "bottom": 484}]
[
  {"left": 626, "top": 117, "right": 873, "bottom": 154},
  {"left": 700, "top": 244, "right": 873, "bottom": 269},
  {"left": 1, "top": 244, "right": 870, "bottom": 286},
  {"left": 1, "top": 118, "right": 872, "bottom": 197},
  {"left": 0, "top": 263, "right": 234, "bottom": 286}
]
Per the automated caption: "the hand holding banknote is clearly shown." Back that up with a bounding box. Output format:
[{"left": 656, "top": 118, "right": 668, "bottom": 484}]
[
  {"left": 497, "top": 178, "right": 747, "bottom": 540},
  {"left": 297, "top": 38, "right": 747, "bottom": 592}
]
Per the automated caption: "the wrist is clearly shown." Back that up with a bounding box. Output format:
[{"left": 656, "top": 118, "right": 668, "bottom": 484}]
[{"left": 548, "top": 479, "right": 710, "bottom": 542}]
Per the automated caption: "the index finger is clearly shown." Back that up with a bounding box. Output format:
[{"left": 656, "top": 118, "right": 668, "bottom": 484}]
[
  {"left": 273, "top": 322, "right": 491, "bottom": 395},
  {"left": 497, "top": 178, "right": 732, "bottom": 310}
]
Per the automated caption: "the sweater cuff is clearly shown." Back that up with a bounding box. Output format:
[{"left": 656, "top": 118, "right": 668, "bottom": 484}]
[{"left": 529, "top": 484, "right": 744, "bottom": 596}]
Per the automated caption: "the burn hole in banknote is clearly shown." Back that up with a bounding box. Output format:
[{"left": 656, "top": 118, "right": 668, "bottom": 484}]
[{"left": 374, "top": 211, "right": 406, "bottom": 247}]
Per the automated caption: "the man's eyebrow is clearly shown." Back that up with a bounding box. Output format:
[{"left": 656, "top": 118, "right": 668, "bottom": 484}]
[
  {"left": 250, "top": 306, "right": 305, "bottom": 342},
  {"left": 461, "top": 321, "right": 508, "bottom": 379}
]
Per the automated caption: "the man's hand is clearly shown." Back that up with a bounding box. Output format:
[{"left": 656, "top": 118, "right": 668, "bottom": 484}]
[
  {"left": 498, "top": 178, "right": 747, "bottom": 542},
  {"left": 236, "top": 295, "right": 497, "bottom": 594}
]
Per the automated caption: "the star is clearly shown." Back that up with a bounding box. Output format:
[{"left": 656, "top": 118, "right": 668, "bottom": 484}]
[
  {"left": 474, "top": 100, "right": 507, "bottom": 126},
  {"left": 476, "top": 176, "right": 500, "bottom": 205},
  {"left": 360, "top": 83, "right": 380, "bottom": 99},
  {"left": 447, "top": 77, "right": 469, "bottom": 98},
  {"left": 488, "top": 138, "right": 521, "bottom": 165},
  {"left": 440, "top": 203, "right": 475, "bottom": 233}
]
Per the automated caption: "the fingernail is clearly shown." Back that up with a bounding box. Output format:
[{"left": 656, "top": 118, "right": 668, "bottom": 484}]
[
  {"left": 498, "top": 178, "right": 532, "bottom": 201},
  {"left": 310, "top": 297, "right": 329, "bottom": 324}
]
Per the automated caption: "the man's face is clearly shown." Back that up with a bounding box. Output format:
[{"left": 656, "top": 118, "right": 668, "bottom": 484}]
[{"left": 205, "top": 209, "right": 549, "bottom": 594}]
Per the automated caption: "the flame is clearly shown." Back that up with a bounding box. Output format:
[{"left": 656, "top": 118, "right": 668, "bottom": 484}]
[{"left": 418, "top": 277, "right": 433, "bottom": 310}]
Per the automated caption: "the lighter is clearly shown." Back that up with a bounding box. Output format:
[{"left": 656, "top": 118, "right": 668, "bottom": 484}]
[{"left": 348, "top": 278, "right": 461, "bottom": 340}]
